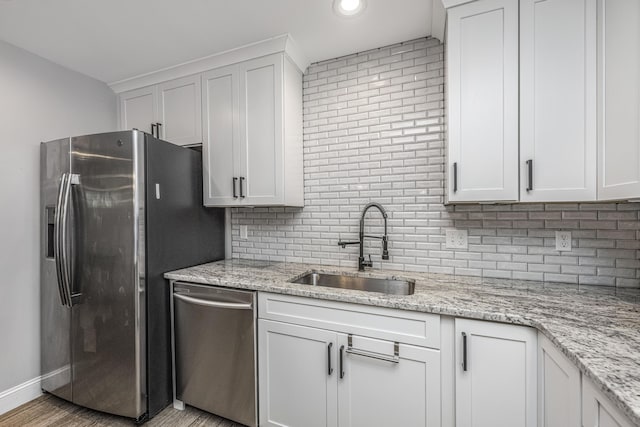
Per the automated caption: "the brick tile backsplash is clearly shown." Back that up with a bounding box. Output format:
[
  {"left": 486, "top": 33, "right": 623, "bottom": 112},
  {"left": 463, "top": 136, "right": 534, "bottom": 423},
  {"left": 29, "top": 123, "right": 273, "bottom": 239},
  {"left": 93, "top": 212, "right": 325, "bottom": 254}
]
[{"left": 231, "top": 37, "right": 640, "bottom": 288}]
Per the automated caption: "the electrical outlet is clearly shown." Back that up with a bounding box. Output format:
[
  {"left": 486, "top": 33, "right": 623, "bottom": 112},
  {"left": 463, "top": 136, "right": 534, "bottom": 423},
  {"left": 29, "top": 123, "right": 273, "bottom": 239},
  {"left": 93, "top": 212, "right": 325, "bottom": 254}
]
[
  {"left": 240, "top": 225, "right": 248, "bottom": 240},
  {"left": 555, "top": 231, "right": 572, "bottom": 251},
  {"left": 445, "top": 229, "right": 468, "bottom": 249}
]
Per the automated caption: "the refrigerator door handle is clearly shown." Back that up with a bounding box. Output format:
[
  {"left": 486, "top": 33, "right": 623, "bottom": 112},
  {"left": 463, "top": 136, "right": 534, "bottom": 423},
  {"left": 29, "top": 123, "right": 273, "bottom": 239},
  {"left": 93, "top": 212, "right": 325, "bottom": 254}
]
[
  {"left": 54, "top": 173, "right": 69, "bottom": 306},
  {"left": 59, "top": 173, "right": 79, "bottom": 307}
]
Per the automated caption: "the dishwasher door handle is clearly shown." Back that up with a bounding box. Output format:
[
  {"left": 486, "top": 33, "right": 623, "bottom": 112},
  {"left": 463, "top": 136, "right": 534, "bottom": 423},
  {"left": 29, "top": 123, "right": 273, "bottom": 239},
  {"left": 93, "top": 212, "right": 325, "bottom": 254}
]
[{"left": 173, "top": 293, "right": 253, "bottom": 310}]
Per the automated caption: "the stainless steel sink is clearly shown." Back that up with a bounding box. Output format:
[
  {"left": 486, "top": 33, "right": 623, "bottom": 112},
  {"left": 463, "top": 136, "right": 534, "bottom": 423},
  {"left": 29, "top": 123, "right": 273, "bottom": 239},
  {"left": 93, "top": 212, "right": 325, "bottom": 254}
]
[{"left": 291, "top": 271, "right": 415, "bottom": 295}]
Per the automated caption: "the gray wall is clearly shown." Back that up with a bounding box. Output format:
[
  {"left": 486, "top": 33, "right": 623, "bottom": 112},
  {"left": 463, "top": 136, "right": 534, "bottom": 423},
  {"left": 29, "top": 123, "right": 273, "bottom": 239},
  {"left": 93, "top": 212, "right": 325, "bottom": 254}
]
[
  {"left": 0, "top": 40, "right": 116, "bottom": 393},
  {"left": 231, "top": 37, "right": 640, "bottom": 288}
]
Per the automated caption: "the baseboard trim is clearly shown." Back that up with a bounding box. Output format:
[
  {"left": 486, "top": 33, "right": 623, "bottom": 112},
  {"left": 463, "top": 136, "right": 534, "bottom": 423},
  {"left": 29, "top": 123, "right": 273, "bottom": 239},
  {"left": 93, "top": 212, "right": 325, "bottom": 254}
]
[{"left": 0, "top": 367, "right": 66, "bottom": 416}]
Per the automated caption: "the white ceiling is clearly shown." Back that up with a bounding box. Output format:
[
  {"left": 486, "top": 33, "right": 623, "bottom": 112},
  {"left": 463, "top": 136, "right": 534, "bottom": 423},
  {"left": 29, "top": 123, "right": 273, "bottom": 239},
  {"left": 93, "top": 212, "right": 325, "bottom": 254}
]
[{"left": 0, "top": 0, "right": 432, "bottom": 84}]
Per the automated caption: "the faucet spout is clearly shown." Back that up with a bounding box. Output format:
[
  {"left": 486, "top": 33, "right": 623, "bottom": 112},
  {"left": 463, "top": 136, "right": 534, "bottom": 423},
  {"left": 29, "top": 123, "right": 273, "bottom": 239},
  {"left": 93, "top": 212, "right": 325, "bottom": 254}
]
[
  {"left": 337, "top": 202, "right": 391, "bottom": 271},
  {"left": 358, "top": 203, "right": 390, "bottom": 270}
]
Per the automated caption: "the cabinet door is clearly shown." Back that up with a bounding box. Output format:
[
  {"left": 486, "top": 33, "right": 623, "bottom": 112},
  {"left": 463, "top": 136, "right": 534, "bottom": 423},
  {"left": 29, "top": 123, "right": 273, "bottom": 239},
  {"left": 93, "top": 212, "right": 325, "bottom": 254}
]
[
  {"left": 446, "top": 0, "right": 519, "bottom": 202},
  {"left": 538, "top": 333, "right": 581, "bottom": 427},
  {"left": 520, "top": 0, "right": 597, "bottom": 202},
  {"left": 119, "top": 86, "right": 157, "bottom": 135},
  {"left": 582, "top": 377, "right": 634, "bottom": 427},
  {"left": 455, "top": 319, "right": 537, "bottom": 427},
  {"left": 258, "top": 320, "right": 338, "bottom": 427},
  {"left": 337, "top": 335, "right": 441, "bottom": 427},
  {"left": 238, "top": 54, "right": 284, "bottom": 205},
  {"left": 597, "top": 0, "right": 640, "bottom": 200},
  {"left": 202, "top": 65, "right": 240, "bottom": 206},
  {"left": 157, "top": 75, "right": 202, "bottom": 146}
]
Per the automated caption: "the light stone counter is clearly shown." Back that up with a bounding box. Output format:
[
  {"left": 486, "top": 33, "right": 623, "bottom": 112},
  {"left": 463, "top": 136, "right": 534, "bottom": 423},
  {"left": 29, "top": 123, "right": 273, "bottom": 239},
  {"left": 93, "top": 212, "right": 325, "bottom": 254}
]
[{"left": 166, "top": 259, "right": 640, "bottom": 425}]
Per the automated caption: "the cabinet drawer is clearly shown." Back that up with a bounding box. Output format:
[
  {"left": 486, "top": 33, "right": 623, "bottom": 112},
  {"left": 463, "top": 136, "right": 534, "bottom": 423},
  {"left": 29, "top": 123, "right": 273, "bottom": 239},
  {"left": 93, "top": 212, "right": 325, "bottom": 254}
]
[{"left": 258, "top": 293, "right": 440, "bottom": 349}]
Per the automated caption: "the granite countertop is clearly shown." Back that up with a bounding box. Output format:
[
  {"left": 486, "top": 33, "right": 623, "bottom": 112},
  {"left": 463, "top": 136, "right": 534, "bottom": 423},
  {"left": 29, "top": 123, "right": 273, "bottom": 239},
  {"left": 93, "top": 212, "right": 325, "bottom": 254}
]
[{"left": 165, "top": 259, "right": 640, "bottom": 425}]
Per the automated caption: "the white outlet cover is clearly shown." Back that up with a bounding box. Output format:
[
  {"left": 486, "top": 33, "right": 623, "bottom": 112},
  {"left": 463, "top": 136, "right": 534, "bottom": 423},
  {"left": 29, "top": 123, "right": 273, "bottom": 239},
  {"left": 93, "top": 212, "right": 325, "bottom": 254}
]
[
  {"left": 555, "top": 231, "right": 572, "bottom": 251},
  {"left": 240, "top": 225, "right": 248, "bottom": 240},
  {"left": 445, "top": 229, "right": 468, "bottom": 249}
]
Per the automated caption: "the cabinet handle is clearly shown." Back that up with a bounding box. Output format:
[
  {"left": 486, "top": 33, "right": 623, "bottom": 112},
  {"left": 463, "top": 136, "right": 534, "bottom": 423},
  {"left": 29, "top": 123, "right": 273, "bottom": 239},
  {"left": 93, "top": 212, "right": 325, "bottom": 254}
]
[
  {"left": 346, "top": 334, "right": 400, "bottom": 363},
  {"left": 453, "top": 162, "right": 458, "bottom": 193},
  {"left": 526, "top": 159, "right": 533, "bottom": 192},
  {"left": 156, "top": 122, "right": 162, "bottom": 139},
  {"left": 339, "top": 345, "right": 345, "bottom": 379},
  {"left": 151, "top": 123, "right": 156, "bottom": 137},
  {"left": 232, "top": 177, "right": 238, "bottom": 198},
  {"left": 327, "top": 342, "right": 333, "bottom": 376},
  {"left": 239, "top": 176, "right": 245, "bottom": 198},
  {"left": 462, "top": 332, "right": 468, "bottom": 372}
]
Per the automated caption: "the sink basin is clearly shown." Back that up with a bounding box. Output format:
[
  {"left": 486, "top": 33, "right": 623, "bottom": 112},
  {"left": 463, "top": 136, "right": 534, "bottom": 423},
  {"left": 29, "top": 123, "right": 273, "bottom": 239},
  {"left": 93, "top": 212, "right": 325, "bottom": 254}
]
[{"left": 291, "top": 271, "right": 415, "bottom": 296}]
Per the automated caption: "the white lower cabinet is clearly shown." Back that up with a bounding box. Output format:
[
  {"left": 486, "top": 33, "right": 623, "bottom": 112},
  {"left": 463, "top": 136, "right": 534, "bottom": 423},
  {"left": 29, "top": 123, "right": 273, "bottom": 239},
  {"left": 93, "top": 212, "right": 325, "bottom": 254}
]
[
  {"left": 455, "top": 318, "right": 537, "bottom": 427},
  {"left": 257, "top": 294, "right": 635, "bottom": 427},
  {"left": 257, "top": 293, "right": 441, "bottom": 427},
  {"left": 537, "top": 333, "right": 581, "bottom": 427},
  {"left": 258, "top": 320, "right": 338, "bottom": 427},
  {"left": 258, "top": 320, "right": 440, "bottom": 427},
  {"left": 337, "top": 335, "right": 441, "bottom": 427},
  {"left": 582, "top": 377, "right": 634, "bottom": 427}
]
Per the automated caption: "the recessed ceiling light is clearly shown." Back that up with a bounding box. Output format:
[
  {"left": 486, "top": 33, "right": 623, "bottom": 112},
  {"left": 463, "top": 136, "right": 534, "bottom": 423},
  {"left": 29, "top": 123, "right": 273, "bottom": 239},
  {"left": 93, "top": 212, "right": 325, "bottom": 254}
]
[{"left": 333, "top": 0, "right": 366, "bottom": 17}]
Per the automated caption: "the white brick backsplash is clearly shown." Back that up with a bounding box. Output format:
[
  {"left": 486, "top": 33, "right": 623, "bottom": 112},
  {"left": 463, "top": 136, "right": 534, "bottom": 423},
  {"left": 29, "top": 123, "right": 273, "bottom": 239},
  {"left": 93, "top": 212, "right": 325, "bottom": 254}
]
[{"left": 231, "top": 38, "right": 640, "bottom": 288}]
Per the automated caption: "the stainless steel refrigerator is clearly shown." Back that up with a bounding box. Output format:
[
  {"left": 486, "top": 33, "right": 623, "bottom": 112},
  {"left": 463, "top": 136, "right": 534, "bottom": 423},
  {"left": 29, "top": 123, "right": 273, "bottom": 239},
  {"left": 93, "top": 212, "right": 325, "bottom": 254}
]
[{"left": 40, "top": 130, "right": 225, "bottom": 422}]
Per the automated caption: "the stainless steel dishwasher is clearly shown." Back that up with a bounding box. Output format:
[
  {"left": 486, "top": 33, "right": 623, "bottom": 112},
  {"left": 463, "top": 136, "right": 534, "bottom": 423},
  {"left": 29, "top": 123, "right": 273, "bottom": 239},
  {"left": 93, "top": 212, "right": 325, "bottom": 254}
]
[{"left": 171, "top": 282, "right": 257, "bottom": 427}]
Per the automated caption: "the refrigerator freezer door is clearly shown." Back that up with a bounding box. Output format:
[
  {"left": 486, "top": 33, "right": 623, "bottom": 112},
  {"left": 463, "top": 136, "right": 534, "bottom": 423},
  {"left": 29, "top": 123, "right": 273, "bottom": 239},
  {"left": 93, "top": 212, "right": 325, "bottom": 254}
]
[
  {"left": 69, "top": 131, "right": 146, "bottom": 419},
  {"left": 40, "top": 138, "right": 72, "bottom": 401}
]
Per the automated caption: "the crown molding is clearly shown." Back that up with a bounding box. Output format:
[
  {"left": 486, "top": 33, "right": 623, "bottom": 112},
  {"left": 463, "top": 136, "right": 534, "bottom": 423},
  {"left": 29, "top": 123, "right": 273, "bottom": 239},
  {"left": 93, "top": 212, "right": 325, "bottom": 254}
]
[{"left": 109, "top": 34, "right": 310, "bottom": 93}]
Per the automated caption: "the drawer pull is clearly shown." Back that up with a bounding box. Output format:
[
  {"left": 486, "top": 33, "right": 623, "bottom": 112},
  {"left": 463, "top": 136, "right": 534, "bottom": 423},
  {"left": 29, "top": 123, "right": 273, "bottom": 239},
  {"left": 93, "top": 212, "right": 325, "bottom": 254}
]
[
  {"left": 327, "top": 342, "right": 333, "bottom": 375},
  {"left": 346, "top": 334, "right": 399, "bottom": 364}
]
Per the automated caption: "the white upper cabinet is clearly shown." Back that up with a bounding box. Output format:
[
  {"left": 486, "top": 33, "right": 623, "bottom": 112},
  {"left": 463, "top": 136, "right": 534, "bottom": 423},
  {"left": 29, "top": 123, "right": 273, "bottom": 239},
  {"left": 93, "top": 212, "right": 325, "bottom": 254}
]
[
  {"left": 597, "top": 0, "right": 640, "bottom": 200},
  {"left": 520, "top": 0, "right": 597, "bottom": 202},
  {"left": 238, "top": 55, "right": 283, "bottom": 205},
  {"left": 455, "top": 318, "right": 537, "bottom": 427},
  {"left": 157, "top": 75, "right": 202, "bottom": 145},
  {"left": 445, "top": 0, "right": 623, "bottom": 204},
  {"left": 446, "top": 0, "right": 519, "bottom": 202},
  {"left": 202, "top": 64, "right": 240, "bottom": 206},
  {"left": 202, "top": 53, "right": 303, "bottom": 207},
  {"left": 537, "top": 333, "right": 581, "bottom": 427},
  {"left": 119, "top": 75, "right": 202, "bottom": 146},
  {"left": 119, "top": 86, "right": 157, "bottom": 135},
  {"left": 112, "top": 35, "right": 307, "bottom": 207}
]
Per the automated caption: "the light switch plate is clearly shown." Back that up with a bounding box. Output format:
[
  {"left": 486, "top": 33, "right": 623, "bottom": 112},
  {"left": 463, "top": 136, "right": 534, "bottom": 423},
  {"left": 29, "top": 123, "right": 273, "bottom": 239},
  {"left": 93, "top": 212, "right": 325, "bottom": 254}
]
[
  {"left": 240, "top": 225, "right": 248, "bottom": 240},
  {"left": 445, "top": 229, "right": 468, "bottom": 249},
  {"left": 555, "top": 231, "right": 572, "bottom": 251}
]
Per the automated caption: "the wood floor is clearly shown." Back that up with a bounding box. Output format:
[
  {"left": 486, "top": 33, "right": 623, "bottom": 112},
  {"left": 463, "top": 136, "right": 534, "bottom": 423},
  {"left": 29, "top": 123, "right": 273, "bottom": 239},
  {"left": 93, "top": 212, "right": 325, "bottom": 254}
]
[{"left": 0, "top": 394, "right": 244, "bottom": 426}]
